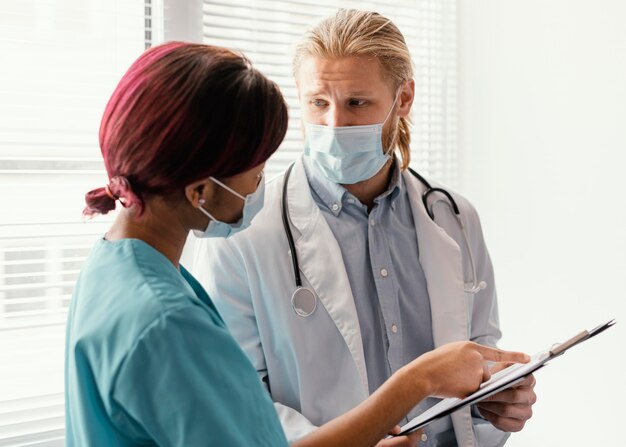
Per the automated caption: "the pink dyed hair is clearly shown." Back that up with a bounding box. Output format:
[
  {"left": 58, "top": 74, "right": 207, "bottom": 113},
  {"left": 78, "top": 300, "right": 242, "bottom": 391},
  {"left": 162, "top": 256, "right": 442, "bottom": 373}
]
[{"left": 84, "top": 42, "right": 288, "bottom": 216}]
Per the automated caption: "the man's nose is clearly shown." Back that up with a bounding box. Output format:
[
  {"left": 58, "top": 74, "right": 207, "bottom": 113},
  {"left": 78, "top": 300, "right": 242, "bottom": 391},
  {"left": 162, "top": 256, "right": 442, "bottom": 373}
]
[{"left": 324, "top": 105, "right": 348, "bottom": 127}]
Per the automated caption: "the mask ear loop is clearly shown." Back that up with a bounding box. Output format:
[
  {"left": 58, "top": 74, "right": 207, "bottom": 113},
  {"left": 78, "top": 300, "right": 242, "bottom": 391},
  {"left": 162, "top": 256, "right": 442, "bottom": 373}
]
[
  {"left": 382, "top": 88, "right": 402, "bottom": 125},
  {"left": 209, "top": 177, "right": 246, "bottom": 201},
  {"left": 382, "top": 87, "right": 403, "bottom": 157},
  {"left": 197, "top": 198, "right": 218, "bottom": 221},
  {"left": 209, "top": 171, "right": 264, "bottom": 201},
  {"left": 198, "top": 171, "right": 265, "bottom": 222}
]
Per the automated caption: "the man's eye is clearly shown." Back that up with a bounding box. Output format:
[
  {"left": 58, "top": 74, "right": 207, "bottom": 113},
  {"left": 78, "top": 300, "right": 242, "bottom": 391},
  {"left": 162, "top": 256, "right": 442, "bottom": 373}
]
[
  {"left": 311, "top": 99, "right": 326, "bottom": 107},
  {"left": 349, "top": 99, "right": 367, "bottom": 107}
]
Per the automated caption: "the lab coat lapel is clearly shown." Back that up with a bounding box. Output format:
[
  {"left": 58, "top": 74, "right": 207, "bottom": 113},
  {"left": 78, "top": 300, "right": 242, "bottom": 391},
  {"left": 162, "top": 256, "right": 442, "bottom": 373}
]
[
  {"left": 403, "top": 171, "right": 468, "bottom": 345},
  {"left": 286, "top": 157, "right": 369, "bottom": 396},
  {"left": 403, "top": 171, "right": 476, "bottom": 447}
]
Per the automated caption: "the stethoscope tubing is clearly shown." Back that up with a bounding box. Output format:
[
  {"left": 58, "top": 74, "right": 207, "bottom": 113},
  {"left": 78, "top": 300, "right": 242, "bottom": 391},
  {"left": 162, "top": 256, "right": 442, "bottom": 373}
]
[
  {"left": 281, "top": 163, "right": 485, "bottom": 317},
  {"left": 408, "top": 167, "right": 460, "bottom": 218},
  {"left": 281, "top": 163, "right": 302, "bottom": 288}
]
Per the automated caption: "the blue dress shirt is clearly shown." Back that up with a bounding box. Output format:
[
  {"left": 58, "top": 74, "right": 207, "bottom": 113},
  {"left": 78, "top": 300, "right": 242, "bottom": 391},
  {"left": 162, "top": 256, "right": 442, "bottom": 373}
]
[{"left": 303, "top": 157, "right": 456, "bottom": 446}]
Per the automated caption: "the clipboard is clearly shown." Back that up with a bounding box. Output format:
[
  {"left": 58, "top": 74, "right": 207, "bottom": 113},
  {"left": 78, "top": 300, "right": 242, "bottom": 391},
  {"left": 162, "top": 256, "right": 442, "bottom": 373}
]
[{"left": 395, "top": 319, "right": 616, "bottom": 437}]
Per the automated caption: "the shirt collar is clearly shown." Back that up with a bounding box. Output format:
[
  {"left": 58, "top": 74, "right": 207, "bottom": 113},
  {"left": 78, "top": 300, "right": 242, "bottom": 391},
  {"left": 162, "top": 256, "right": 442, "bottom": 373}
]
[
  {"left": 375, "top": 159, "right": 403, "bottom": 209},
  {"left": 302, "top": 156, "right": 404, "bottom": 216}
]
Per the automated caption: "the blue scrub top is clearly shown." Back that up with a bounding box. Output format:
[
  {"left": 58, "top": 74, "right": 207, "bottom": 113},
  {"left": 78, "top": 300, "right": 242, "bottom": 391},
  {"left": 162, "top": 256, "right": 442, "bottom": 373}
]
[{"left": 65, "top": 237, "right": 288, "bottom": 447}]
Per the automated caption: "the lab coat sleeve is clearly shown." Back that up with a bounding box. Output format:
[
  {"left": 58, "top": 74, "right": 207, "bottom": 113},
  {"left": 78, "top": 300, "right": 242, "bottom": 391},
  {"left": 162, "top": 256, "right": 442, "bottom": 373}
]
[
  {"left": 109, "top": 304, "right": 288, "bottom": 447},
  {"left": 193, "top": 237, "right": 318, "bottom": 443}
]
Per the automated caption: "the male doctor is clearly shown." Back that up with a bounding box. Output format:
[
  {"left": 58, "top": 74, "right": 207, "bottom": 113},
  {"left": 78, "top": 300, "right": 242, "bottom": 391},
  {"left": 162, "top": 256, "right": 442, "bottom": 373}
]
[{"left": 194, "top": 9, "right": 536, "bottom": 447}]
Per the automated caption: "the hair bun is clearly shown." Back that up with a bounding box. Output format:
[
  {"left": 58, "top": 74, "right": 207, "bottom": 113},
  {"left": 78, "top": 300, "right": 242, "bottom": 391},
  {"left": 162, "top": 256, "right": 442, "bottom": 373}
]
[{"left": 83, "top": 175, "right": 144, "bottom": 217}]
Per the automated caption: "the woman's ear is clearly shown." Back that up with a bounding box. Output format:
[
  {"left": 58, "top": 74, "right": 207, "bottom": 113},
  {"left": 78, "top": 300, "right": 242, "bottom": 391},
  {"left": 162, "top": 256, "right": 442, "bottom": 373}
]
[
  {"left": 396, "top": 79, "right": 415, "bottom": 118},
  {"left": 184, "top": 178, "right": 213, "bottom": 208}
]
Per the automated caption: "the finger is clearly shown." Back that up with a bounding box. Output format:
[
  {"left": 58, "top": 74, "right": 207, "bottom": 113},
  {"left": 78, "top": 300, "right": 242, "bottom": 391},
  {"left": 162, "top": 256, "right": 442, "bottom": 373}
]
[
  {"left": 477, "top": 401, "right": 534, "bottom": 421},
  {"left": 489, "top": 361, "right": 515, "bottom": 374},
  {"left": 517, "top": 374, "right": 537, "bottom": 389},
  {"left": 375, "top": 437, "right": 403, "bottom": 447},
  {"left": 474, "top": 344, "right": 530, "bottom": 364},
  {"left": 376, "top": 435, "right": 419, "bottom": 447},
  {"left": 478, "top": 407, "right": 529, "bottom": 432},
  {"left": 388, "top": 425, "right": 402, "bottom": 435},
  {"left": 483, "top": 374, "right": 536, "bottom": 401},
  {"left": 482, "top": 363, "right": 491, "bottom": 382},
  {"left": 406, "top": 429, "right": 424, "bottom": 443},
  {"left": 502, "top": 374, "right": 536, "bottom": 391},
  {"left": 376, "top": 430, "right": 422, "bottom": 447}
]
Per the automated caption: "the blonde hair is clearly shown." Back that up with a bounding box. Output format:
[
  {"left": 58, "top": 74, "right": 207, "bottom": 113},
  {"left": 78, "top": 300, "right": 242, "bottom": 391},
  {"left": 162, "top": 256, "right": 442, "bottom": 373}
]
[{"left": 293, "top": 9, "right": 414, "bottom": 170}]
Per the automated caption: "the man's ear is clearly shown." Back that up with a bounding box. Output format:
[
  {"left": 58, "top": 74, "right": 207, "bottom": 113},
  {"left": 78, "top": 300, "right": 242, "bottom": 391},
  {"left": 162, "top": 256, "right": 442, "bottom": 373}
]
[{"left": 396, "top": 79, "right": 415, "bottom": 118}]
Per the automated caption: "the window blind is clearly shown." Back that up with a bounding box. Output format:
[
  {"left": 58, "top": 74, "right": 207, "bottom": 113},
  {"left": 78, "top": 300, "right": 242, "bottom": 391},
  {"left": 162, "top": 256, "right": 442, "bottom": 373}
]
[
  {"left": 0, "top": 1, "right": 161, "bottom": 445},
  {"left": 201, "top": 0, "right": 458, "bottom": 185},
  {"left": 0, "top": 1, "right": 457, "bottom": 444}
]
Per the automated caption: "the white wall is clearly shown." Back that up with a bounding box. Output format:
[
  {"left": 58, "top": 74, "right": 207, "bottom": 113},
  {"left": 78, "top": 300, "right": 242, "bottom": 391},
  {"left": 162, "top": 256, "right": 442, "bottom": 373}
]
[{"left": 458, "top": 1, "right": 625, "bottom": 445}]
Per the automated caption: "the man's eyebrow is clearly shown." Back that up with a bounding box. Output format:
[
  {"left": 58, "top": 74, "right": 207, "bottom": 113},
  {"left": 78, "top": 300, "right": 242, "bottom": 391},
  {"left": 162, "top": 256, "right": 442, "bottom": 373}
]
[
  {"left": 345, "top": 90, "right": 376, "bottom": 96},
  {"left": 301, "top": 89, "right": 376, "bottom": 97}
]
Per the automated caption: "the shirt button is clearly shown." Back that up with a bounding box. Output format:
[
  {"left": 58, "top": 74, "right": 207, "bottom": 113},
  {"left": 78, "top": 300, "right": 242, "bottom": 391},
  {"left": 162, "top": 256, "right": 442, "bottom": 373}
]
[
  {"left": 380, "top": 268, "right": 388, "bottom": 277},
  {"left": 370, "top": 219, "right": 375, "bottom": 226},
  {"left": 391, "top": 324, "right": 398, "bottom": 333},
  {"left": 331, "top": 203, "right": 339, "bottom": 211}
]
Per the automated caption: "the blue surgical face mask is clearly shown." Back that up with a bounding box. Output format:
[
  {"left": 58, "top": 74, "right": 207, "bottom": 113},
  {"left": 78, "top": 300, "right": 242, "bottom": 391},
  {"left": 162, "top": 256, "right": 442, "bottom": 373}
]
[
  {"left": 303, "top": 91, "right": 400, "bottom": 184},
  {"left": 193, "top": 172, "right": 265, "bottom": 239}
]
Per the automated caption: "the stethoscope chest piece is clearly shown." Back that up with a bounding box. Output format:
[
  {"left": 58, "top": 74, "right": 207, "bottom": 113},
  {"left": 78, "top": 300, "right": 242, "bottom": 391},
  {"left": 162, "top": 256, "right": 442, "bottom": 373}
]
[{"left": 291, "top": 287, "right": 317, "bottom": 317}]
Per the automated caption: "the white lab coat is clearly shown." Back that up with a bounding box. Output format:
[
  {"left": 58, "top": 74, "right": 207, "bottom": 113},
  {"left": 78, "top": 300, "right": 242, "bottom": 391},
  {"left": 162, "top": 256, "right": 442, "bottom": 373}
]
[{"left": 193, "top": 156, "right": 508, "bottom": 447}]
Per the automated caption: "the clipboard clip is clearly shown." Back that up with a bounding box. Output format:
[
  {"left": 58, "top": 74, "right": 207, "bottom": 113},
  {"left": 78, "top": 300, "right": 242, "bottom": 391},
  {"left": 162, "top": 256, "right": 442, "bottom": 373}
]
[{"left": 549, "top": 319, "right": 616, "bottom": 357}]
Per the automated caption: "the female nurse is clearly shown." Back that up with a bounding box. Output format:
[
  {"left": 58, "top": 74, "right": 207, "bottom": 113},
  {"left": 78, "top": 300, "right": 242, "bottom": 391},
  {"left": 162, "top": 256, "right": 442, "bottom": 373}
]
[{"left": 64, "top": 42, "right": 529, "bottom": 447}]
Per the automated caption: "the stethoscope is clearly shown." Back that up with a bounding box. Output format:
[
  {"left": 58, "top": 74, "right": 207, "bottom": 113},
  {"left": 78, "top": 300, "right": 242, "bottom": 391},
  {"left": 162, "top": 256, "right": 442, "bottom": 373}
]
[{"left": 281, "top": 163, "right": 486, "bottom": 318}]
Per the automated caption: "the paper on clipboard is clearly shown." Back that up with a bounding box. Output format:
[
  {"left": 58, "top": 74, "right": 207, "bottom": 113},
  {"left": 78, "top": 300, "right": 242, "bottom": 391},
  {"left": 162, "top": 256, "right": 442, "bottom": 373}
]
[{"left": 395, "top": 319, "right": 616, "bottom": 437}]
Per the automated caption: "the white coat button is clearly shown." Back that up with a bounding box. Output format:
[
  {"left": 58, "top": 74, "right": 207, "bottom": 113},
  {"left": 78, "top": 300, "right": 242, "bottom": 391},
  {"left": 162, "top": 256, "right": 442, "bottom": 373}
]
[
  {"left": 391, "top": 324, "right": 398, "bottom": 333},
  {"left": 331, "top": 203, "right": 339, "bottom": 211},
  {"left": 380, "top": 268, "right": 388, "bottom": 277},
  {"left": 370, "top": 219, "right": 375, "bottom": 226}
]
